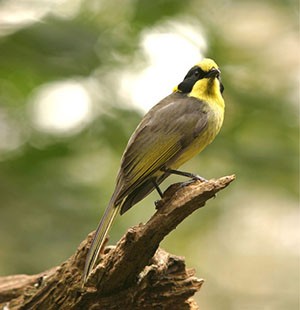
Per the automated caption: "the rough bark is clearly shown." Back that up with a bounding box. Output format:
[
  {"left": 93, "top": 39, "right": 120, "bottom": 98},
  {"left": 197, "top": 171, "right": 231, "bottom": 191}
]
[{"left": 0, "top": 175, "right": 235, "bottom": 310}]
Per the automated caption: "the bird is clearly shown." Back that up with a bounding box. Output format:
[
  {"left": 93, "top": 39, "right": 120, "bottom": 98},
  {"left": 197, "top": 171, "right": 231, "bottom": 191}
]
[{"left": 83, "top": 58, "right": 225, "bottom": 284}]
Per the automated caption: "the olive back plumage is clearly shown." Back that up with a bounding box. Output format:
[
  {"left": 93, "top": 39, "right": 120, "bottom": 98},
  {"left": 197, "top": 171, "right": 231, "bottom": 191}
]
[{"left": 113, "top": 93, "right": 209, "bottom": 207}]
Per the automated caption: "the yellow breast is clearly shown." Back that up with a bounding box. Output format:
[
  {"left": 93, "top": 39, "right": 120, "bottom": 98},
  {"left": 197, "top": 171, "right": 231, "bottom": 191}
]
[{"left": 171, "top": 85, "right": 225, "bottom": 169}]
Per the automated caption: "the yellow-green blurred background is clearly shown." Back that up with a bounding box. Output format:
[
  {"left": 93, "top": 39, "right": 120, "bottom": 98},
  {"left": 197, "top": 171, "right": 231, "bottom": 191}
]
[{"left": 0, "top": 0, "right": 298, "bottom": 309}]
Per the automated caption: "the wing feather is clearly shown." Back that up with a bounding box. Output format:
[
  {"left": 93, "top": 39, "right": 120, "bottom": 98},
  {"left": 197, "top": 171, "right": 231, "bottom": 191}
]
[{"left": 112, "top": 93, "right": 208, "bottom": 205}]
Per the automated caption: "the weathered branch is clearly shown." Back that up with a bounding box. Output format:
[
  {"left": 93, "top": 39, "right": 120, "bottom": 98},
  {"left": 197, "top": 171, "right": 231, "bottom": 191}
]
[{"left": 0, "top": 175, "right": 235, "bottom": 309}]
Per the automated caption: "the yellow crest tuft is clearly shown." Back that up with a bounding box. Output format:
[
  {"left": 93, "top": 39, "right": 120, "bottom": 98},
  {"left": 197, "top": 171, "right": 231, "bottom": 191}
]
[{"left": 196, "top": 58, "right": 219, "bottom": 72}]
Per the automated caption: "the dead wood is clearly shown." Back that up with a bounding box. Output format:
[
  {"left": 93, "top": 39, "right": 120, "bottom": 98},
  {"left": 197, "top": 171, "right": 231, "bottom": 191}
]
[{"left": 0, "top": 175, "right": 235, "bottom": 310}]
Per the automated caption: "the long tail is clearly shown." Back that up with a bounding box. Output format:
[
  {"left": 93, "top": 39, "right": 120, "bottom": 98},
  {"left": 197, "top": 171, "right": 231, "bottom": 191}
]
[{"left": 83, "top": 201, "right": 120, "bottom": 284}]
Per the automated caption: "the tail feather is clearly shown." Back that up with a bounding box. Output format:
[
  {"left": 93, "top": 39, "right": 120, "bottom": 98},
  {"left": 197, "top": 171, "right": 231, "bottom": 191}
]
[{"left": 83, "top": 201, "right": 120, "bottom": 284}]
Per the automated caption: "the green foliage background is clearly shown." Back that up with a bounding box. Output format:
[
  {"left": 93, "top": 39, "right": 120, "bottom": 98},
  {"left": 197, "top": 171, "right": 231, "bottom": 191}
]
[{"left": 0, "top": 0, "right": 298, "bottom": 309}]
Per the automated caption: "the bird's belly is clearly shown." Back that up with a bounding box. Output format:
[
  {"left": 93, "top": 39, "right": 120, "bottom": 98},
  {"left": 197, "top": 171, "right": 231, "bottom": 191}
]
[{"left": 170, "top": 112, "right": 223, "bottom": 170}]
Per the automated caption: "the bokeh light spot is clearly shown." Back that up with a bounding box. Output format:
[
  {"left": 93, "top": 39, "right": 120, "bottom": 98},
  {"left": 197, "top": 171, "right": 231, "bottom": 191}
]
[
  {"left": 30, "top": 80, "right": 92, "bottom": 135},
  {"left": 120, "top": 21, "right": 206, "bottom": 111}
]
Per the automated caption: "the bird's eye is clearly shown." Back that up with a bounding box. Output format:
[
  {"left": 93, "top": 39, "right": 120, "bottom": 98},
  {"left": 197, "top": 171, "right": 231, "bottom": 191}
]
[{"left": 194, "top": 70, "right": 200, "bottom": 77}]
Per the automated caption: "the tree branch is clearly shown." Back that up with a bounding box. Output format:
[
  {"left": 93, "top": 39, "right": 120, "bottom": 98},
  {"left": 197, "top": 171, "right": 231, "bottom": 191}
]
[{"left": 0, "top": 175, "right": 235, "bottom": 310}]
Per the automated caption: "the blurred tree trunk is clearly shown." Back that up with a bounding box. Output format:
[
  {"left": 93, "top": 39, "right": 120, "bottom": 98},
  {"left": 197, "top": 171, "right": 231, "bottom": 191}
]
[{"left": 0, "top": 175, "right": 234, "bottom": 310}]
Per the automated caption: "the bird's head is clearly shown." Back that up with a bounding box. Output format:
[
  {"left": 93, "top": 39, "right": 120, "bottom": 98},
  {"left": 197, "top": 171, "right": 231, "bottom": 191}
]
[{"left": 174, "top": 58, "right": 224, "bottom": 99}]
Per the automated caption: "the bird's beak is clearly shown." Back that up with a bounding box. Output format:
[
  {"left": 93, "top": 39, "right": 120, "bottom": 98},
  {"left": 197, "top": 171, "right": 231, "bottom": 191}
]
[{"left": 207, "top": 68, "right": 221, "bottom": 78}]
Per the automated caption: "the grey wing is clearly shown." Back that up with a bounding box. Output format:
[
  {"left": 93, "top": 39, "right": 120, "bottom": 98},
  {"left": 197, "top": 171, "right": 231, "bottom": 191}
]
[{"left": 112, "top": 94, "right": 208, "bottom": 206}]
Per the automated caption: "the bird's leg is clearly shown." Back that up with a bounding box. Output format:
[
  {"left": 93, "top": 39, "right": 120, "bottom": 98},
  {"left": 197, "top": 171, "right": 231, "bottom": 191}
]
[
  {"left": 153, "top": 180, "right": 165, "bottom": 209},
  {"left": 152, "top": 180, "right": 163, "bottom": 198},
  {"left": 162, "top": 168, "right": 208, "bottom": 182}
]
